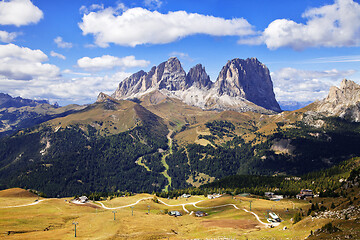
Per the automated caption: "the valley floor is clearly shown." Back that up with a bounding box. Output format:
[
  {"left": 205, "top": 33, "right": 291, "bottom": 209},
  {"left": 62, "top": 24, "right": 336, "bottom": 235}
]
[{"left": 0, "top": 188, "right": 347, "bottom": 240}]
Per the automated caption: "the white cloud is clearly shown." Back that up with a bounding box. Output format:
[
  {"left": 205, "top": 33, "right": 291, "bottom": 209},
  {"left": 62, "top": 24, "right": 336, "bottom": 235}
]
[
  {"left": 239, "top": 0, "right": 360, "bottom": 50},
  {"left": 0, "top": 71, "right": 131, "bottom": 105},
  {"left": 80, "top": 4, "right": 104, "bottom": 14},
  {"left": 62, "top": 69, "right": 91, "bottom": 76},
  {"left": 169, "top": 52, "right": 193, "bottom": 62},
  {"left": 308, "top": 55, "right": 360, "bottom": 64},
  {"left": 0, "top": 30, "right": 17, "bottom": 43},
  {"left": 271, "top": 67, "right": 356, "bottom": 101},
  {"left": 80, "top": 3, "right": 126, "bottom": 15},
  {"left": 79, "top": 7, "right": 255, "bottom": 47},
  {"left": 77, "top": 55, "right": 150, "bottom": 71},
  {"left": 0, "top": 43, "right": 60, "bottom": 80},
  {"left": 54, "top": 36, "right": 73, "bottom": 48},
  {"left": 144, "top": 0, "right": 162, "bottom": 9},
  {"left": 0, "top": 0, "right": 43, "bottom": 26},
  {"left": 50, "top": 51, "right": 66, "bottom": 60}
]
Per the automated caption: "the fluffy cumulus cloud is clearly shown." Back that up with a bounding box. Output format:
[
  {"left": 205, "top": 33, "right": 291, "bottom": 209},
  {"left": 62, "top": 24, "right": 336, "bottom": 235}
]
[
  {"left": 50, "top": 51, "right": 66, "bottom": 60},
  {"left": 77, "top": 55, "right": 150, "bottom": 71},
  {"left": 0, "top": 30, "right": 17, "bottom": 43},
  {"left": 79, "top": 7, "right": 255, "bottom": 47},
  {"left": 54, "top": 36, "right": 73, "bottom": 48},
  {"left": 271, "top": 68, "right": 356, "bottom": 101},
  {"left": 0, "top": 0, "right": 43, "bottom": 26},
  {"left": 0, "top": 43, "right": 60, "bottom": 80},
  {"left": 239, "top": 0, "right": 360, "bottom": 50}
]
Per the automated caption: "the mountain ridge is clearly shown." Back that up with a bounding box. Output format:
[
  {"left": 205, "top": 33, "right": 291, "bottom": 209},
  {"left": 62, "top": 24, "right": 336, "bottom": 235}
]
[
  {"left": 112, "top": 57, "right": 281, "bottom": 113},
  {"left": 1, "top": 60, "right": 360, "bottom": 197},
  {"left": 0, "top": 93, "right": 85, "bottom": 137},
  {"left": 309, "top": 79, "right": 360, "bottom": 122}
]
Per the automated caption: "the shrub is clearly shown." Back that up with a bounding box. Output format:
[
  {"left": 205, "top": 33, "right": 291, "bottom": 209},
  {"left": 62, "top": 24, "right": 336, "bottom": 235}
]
[{"left": 293, "top": 212, "right": 302, "bottom": 224}]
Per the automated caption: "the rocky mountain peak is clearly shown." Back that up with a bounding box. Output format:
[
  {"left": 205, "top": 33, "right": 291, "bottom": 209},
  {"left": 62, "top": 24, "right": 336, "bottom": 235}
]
[
  {"left": 158, "top": 57, "right": 186, "bottom": 91},
  {"left": 340, "top": 79, "right": 359, "bottom": 91},
  {"left": 111, "top": 57, "right": 281, "bottom": 113},
  {"left": 326, "top": 79, "right": 360, "bottom": 103},
  {"left": 214, "top": 58, "right": 281, "bottom": 112},
  {"left": 186, "top": 64, "right": 212, "bottom": 89},
  {"left": 165, "top": 57, "right": 182, "bottom": 69},
  {"left": 313, "top": 79, "right": 360, "bottom": 122},
  {"left": 97, "top": 92, "right": 112, "bottom": 102}
]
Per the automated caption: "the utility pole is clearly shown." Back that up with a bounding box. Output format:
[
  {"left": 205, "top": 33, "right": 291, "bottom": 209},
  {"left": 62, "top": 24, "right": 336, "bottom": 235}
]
[
  {"left": 72, "top": 222, "right": 78, "bottom": 237},
  {"left": 130, "top": 206, "right": 134, "bottom": 216},
  {"left": 112, "top": 210, "right": 117, "bottom": 220},
  {"left": 147, "top": 205, "right": 150, "bottom": 214},
  {"left": 249, "top": 200, "right": 253, "bottom": 211}
]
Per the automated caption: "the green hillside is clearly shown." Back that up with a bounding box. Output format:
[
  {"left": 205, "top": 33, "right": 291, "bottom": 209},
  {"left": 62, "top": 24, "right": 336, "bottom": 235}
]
[
  {"left": 1, "top": 94, "right": 360, "bottom": 198},
  {"left": 0, "top": 99, "right": 169, "bottom": 197}
]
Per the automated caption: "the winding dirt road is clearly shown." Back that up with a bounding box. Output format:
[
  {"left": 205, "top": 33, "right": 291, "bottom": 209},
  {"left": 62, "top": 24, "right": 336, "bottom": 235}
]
[
  {"left": 95, "top": 197, "right": 153, "bottom": 210},
  {"left": 2, "top": 196, "right": 279, "bottom": 227},
  {"left": 97, "top": 197, "right": 277, "bottom": 227},
  {"left": 0, "top": 199, "right": 46, "bottom": 208}
]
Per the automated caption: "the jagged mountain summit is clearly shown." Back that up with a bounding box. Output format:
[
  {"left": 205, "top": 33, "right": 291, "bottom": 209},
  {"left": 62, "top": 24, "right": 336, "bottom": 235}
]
[
  {"left": 112, "top": 57, "right": 281, "bottom": 113},
  {"left": 311, "top": 79, "right": 360, "bottom": 122},
  {"left": 215, "top": 58, "right": 280, "bottom": 112}
]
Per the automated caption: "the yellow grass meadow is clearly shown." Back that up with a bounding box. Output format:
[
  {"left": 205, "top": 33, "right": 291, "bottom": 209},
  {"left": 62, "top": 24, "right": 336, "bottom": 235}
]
[{"left": 0, "top": 188, "right": 325, "bottom": 239}]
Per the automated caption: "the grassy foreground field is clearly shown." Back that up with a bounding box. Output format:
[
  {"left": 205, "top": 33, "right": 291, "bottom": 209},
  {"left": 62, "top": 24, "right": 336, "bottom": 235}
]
[{"left": 0, "top": 188, "right": 339, "bottom": 239}]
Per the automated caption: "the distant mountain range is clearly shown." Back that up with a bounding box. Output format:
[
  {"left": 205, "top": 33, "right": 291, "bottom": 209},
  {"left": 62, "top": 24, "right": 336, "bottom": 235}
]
[
  {"left": 278, "top": 101, "right": 312, "bottom": 111},
  {"left": 0, "top": 93, "right": 52, "bottom": 108},
  {"left": 0, "top": 93, "right": 85, "bottom": 137}
]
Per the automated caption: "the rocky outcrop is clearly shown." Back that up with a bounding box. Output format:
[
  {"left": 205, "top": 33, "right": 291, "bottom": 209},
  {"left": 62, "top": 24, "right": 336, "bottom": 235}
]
[
  {"left": 312, "top": 79, "right": 360, "bottom": 122},
  {"left": 215, "top": 58, "right": 281, "bottom": 112},
  {"left": 270, "top": 138, "right": 295, "bottom": 155},
  {"left": 112, "top": 70, "right": 147, "bottom": 99},
  {"left": 112, "top": 57, "right": 186, "bottom": 99},
  {"left": 112, "top": 57, "right": 281, "bottom": 113},
  {"left": 97, "top": 92, "right": 112, "bottom": 102},
  {"left": 158, "top": 57, "right": 186, "bottom": 91},
  {"left": 186, "top": 64, "right": 212, "bottom": 89}
]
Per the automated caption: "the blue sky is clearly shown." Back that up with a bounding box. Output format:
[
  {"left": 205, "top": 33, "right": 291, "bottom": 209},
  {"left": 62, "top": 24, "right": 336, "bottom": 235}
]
[{"left": 0, "top": 0, "right": 360, "bottom": 105}]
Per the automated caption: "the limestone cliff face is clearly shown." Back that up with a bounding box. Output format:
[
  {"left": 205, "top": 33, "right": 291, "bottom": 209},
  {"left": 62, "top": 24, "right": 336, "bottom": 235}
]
[
  {"left": 313, "top": 79, "right": 360, "bottom": 121},
  {"left": 214, "top": 58, "right": 281, "bottom": 112},
  {"left": 112, "top": 57, "right": 186, "bottom": 98},
  {"left": 111, "top": 71, "right": 147, "bottom": 99},
  {"left": 158, "top": 57, "right": 186, "bottom": 91},
  {"left": 112, "top": 57, "right": 281, "bottom": 113},
  {"left": 186, "top": 64, "right": 213, "bottom": 89}
]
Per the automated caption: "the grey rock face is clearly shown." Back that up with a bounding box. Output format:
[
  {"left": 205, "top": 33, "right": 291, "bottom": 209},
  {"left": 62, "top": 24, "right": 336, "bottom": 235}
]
[
  {"left": 112, "top": 57, "right": 281, "bottom": 113},
  {"left": 313, "top": 79, "right": 360, "bottom": 122},
  {"left": 112, "top": 57, "right": 187, "bottom": 98},
  {"left": 214, "top": 58, "right": 281, "bottom": 112},
  {"left": 158, "top": 57, "right": 186, "bottom": 91},
  {"left": 186, "top": 64, "right": 212, "bottom": 89},
  {"left": 112, "top": 71, "right": 147, "bottom": 99}
]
